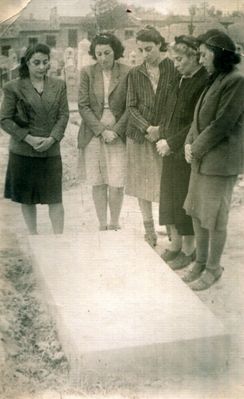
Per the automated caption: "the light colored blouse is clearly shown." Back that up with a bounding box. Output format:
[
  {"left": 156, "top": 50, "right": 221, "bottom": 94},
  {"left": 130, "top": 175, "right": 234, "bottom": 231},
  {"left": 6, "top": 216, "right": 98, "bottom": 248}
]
[
  {"left": 146, "top": 63, "right": 160, "bottom": 93},
  {"left": 102, "top": 70, "right": 112, "bottom": 108}
]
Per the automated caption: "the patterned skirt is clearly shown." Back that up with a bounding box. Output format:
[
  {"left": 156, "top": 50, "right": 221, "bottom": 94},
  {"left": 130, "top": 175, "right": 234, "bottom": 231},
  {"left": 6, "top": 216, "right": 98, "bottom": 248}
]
[{"left": 125, "top": 137, "right": 162, "bottom": 202}]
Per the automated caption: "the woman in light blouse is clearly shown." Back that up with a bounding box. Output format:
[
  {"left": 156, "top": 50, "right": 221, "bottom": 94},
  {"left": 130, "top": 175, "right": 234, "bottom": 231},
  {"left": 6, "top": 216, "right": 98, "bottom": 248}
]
[{"left": 78, "top": 33, "right": 129, "bottom": 231}]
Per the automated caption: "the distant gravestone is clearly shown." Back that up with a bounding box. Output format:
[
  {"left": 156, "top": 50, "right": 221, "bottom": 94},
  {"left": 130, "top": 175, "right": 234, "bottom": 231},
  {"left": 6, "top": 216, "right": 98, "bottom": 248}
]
[
  {"left": 77, "top": 39, "right": 93, "bottom": 71},
  {"left": 124, "top": 38, "right": 142, "bottom": 66},
  {"left": 8, "top": 50, "right": 19, "bottom": 80},
  {"left": 19, "top": 47, "right": 27, "bottom": 58},
  {"left": 48, "top": 48, "right": 59, "bottom": 78},
  {"left": 64, "top": 47, "right": 75, "bottom": 69},
  {"left": 63, "top": 47, "right": 77, "bottom": 101}
]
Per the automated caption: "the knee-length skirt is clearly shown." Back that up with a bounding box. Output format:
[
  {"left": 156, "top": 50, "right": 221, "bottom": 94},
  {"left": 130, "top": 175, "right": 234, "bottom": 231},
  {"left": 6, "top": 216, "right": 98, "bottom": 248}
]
[
  {"left": 79, "top": 107, "right": 126, "bottom": 188},
  {"left": 79, "top": 136, "right": 126, "bottom": 188},
  {"left": 125, "top": 137, "right": 162, "bottom": 202},
  {"left": 184, "top": 169, "right": 237, "bottom": 231},
  {"left": 4, "top": 152, "right": 63, "bottom": 205}
]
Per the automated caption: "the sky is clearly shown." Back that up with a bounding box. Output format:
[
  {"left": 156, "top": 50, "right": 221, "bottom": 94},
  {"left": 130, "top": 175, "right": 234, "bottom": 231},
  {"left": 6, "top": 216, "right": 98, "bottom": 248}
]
[{"left": 0, "top": 0, "right": 243, "bottom": 22}]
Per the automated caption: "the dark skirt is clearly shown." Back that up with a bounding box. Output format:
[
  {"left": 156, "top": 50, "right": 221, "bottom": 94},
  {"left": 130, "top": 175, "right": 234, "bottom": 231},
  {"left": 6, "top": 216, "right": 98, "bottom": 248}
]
[
  {"left": 159, "top": 154, "right": 194, "bottom": 235},
  {"left": 4, "top": 152, "right": 63, "bottom": 205}
]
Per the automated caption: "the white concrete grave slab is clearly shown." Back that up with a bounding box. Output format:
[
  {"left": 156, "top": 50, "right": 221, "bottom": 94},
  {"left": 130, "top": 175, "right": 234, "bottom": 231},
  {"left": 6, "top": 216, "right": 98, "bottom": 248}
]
[{"left": 28, "top": 232, "right": 229, "bottom": 384}]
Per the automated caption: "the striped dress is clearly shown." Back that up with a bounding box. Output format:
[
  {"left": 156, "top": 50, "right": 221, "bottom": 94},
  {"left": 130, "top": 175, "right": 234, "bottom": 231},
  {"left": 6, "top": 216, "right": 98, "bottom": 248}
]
[{"left": 125, "top": 58, "right": 177, "bottom": 202}]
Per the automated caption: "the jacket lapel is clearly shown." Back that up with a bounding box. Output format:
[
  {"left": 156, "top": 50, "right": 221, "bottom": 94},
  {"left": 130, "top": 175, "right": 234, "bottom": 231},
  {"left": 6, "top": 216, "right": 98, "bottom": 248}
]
[
  {"left": 138, "top": 62, "right": 156, "bottom": 98},
  {"left": 91, "top": 63, "right": 104, "bottom": 106},
  {"left": 41, "top": 77, "right": 60, "bottom": 113},
  {"left": 18, "top": 77, "right": 58, "bottom": 115},
  {"left": 18, "top": 78, "right": 43, "bottom": 111},
  {"left": 201, "top": 73, "right": 223, "bottom": 106},
  {"left": 108, "top": 62, "right": 120, "bottom": 97},
  {"left": 194, "top": 74, "right": 224, "bottom": 133},
  {"left": 138, "top": 62, "right": 148, "bottom": 78}
]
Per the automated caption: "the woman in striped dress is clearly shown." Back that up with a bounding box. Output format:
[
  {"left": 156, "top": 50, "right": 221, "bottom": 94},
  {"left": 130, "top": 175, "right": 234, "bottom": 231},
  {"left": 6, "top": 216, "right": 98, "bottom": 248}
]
[{"left": 126, "top": 25, "right": 178, "bottom": 246}]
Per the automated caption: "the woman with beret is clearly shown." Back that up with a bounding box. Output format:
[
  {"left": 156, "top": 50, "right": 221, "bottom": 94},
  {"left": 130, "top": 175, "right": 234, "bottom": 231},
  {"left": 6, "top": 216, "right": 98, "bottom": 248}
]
[
  {"left": 156, "top": 35, "right": 208, "bottom": 268},
  {"left": 0, "top": 43, "right": 69, "bottom": 234},
  {"left": 78, "top": 32, "right": 129, "bottom": 231},
  {"left": 183, "top": 30, "right": 244, "bottom": 290},
  {"left": 126, "top": 25, "right": 178, "bottom": 246}
]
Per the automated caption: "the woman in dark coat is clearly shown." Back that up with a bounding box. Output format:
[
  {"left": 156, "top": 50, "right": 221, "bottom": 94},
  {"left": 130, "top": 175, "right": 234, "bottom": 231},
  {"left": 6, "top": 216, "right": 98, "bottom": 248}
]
[
  {"left": 157, "top": 36, "right": 208, "bottom": 269},
  {"left": 126, "top": 26, "right": 177, "bottom": 246},
  {"left": 0, "top": 43, "right": 69, "bottom": 234},
  {"left": 183, "top": 30, "right": 244, "bottom": 290}
]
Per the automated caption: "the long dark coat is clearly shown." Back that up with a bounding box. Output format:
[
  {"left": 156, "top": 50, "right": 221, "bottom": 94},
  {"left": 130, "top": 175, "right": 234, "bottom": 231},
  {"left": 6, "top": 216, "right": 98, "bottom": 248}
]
[
  {"left": 159, "top": 67, "right": 208, "bottom": 234},
  {"left": 185, "top": 69, "right": 244, "bottom": 176}
]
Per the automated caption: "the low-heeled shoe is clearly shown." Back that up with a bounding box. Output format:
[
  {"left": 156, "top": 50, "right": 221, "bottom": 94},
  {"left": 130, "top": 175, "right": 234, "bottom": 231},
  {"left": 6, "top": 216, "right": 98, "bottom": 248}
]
[
  {"left": 169, "top": 250, "right": 196, "bottom": 270},
  {"left": 161, "top": 249, "right": 181, "bottom": 262}
]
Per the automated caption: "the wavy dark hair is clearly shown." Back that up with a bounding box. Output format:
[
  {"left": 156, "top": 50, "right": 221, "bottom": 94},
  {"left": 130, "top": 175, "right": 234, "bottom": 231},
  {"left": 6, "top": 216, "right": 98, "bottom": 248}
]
[
  {"left": 198, "top": 30, "right": 241, "bottom": 74},
  {"left": 19, "top": 43, "right": 50, "bottom": 79},
  {"left": 89, "top": 32, "right": 124, "bottom": 60},
  {"left": 136, "top": 25, "right": 168, "bottom": 52}
]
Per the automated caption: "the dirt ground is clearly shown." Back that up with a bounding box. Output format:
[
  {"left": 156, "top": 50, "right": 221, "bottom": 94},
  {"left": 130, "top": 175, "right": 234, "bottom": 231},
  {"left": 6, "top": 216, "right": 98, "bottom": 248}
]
[{"left": 0, "top": 122, "right": 244, "bottom": 399}]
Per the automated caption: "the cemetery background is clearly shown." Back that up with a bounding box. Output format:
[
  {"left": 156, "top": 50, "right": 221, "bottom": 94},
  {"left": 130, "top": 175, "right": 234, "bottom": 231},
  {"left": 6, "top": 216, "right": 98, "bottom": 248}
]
[{"left": 0, "top": 1, "right": 244, "bottom": 398}]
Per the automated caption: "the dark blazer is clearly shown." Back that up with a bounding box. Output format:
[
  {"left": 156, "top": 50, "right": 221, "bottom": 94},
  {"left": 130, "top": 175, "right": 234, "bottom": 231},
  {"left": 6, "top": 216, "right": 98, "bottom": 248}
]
[
  {"left": 162, "top": 67, "right": 208, "bottom": 158},
  {"left": 126, "top": 58, "right": 178, "bottom": 143},
  {"left": 77, "top": 62, "right": 129, "bottom": 148},
  {"left": 186, "top": 69, "right": 244, "bottom": 176},
  {"left": 0, "top": 77, "right": 69, "bottom": 157}
]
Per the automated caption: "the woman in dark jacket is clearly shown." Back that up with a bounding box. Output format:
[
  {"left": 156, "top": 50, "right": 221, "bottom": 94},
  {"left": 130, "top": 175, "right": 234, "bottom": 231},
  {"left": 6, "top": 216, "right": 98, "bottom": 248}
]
[
  {"left": 183, "top": 30, "right": 244, "bottom": 290},
  {"left": 0, "top": 43, "right": 69, "bottom": 234},
  {"left": 126, "top": 25, "right": 178, "bottom": 246},
  {"left": 157, "top": 36, "right": 208, "bottom": 268}
]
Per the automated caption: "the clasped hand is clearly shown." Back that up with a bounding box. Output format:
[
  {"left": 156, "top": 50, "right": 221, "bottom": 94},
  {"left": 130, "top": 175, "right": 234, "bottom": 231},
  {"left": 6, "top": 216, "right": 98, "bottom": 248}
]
[
  {"left": 185, "top": 144, "right": 193, "bottom": 163},
  {"left": 145, "top": 125, "right": 160, "bottom": 143},
  {"left": 101, "top": 129, "right": 118, "bottom": 144},
  {"left": 156, "top": 139, "right": 171, "bottom": 157},
  {"left": 25, "top": 135, "right": 55, "bottom": 152}
]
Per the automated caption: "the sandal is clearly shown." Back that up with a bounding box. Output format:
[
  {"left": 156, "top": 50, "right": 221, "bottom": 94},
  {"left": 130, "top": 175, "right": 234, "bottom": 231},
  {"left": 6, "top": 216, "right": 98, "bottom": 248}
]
[
  {"left": 189, "top": 267, "right": 224, "bottom": 291},
  {"left": 182, "top": 262, "right": 206, "bottom": 283}
]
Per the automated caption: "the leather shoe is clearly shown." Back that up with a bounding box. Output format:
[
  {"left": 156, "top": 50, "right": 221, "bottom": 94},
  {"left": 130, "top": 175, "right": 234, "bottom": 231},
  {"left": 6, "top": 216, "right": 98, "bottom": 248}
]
[
  {"left": 145, "top": 233, "right": 157, "bottom": 247},
  {"left": 161, "top": 248, "right": 181, "bottom": 262},
  {"left": 108, "top": 224, "right": 121, "bottom": 231},
  {"left": 169, "top": 250, "right": 196, "bottom": 270},
  {"left": 189, "top": 267, "right": 224, "bottom": 291},
  {"left": 182, "top": 262, "right": 205, "bottom": 283}
]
